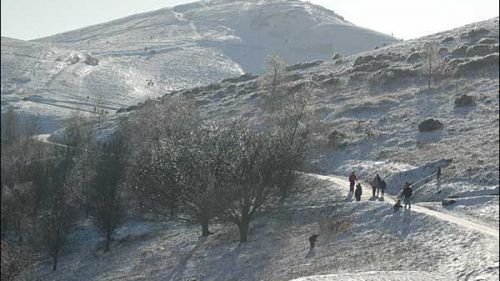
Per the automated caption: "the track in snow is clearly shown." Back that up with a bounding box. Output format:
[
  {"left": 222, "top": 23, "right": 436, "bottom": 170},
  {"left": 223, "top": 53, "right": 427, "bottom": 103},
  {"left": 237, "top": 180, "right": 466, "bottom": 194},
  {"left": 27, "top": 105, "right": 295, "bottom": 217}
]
[{"left": 311, "top": 174, "right": 499, "bottom": 240}]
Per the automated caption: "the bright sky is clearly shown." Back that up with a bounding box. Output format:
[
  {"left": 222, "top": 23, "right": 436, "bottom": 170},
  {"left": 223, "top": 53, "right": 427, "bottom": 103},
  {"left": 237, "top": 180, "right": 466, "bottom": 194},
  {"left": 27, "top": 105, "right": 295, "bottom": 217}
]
[{"left": 1, "top": 0, "right": 498, "bottom": 40}]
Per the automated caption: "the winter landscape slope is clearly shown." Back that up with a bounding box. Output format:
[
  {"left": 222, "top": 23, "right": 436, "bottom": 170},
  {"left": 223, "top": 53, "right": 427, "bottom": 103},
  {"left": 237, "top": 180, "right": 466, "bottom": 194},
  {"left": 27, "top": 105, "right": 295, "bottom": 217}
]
[
  {"left": 19, "top": 174, "right": 499, "bottom": 281},
  {"left": 120, "top": 16, "right": 499, "bottom": 207},
  {"left": 1, "top": 0, "right": 396, "bottom": 133},
  {"left": 23, "top": 16, "right": 499, "bottom": 281}
]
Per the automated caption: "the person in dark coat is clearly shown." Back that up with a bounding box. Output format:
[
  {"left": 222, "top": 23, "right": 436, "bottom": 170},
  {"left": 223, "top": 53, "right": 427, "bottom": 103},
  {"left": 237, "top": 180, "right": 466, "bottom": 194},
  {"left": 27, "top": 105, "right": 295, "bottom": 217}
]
[
  {"left": 437, "top": 166, "right": 442, "bottom": 180},
  {"left": 402, "top": 182, "right": 413, "bottom": 210},
  {"left": 355, "top": 183, "right": 363, "bottom": 201},
  {"left": 373, "top": 174, "right": 382, "bottom": 197},
  {"left": 348, "top": 172, "right": 357, "bottom": 195},
  {"left": 309, "top": 234, "right": 319, "bottom": 249},
  {"left": 380, "top": 179, "right": 387, "bottom": 197},
  {"left": 393, "top": 199, "right": 403, "bottom": 212}
]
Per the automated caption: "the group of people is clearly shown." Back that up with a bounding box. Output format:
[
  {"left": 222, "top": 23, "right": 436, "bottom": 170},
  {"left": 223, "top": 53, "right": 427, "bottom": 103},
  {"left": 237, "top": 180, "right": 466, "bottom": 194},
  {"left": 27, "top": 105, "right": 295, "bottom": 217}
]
[
  {"left": 371, "top": 173, "right": 387, "bottom": 198},
  {"left": 348, "top": 171, "right": 413, "bottom": 211},
  {"left": 348, "top": 172, "right": 387, "bottom": 202},
  {"left": 309, "top": 167, "right": 441, "bottom": 250}
]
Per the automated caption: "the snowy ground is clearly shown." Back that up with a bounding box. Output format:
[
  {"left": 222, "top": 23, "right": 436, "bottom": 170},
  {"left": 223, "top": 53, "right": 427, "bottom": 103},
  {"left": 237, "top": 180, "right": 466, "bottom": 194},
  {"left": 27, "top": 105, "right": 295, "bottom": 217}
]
[
  {"left": 1, "top": 0, "right": 395, "bottom": 132},
  {"left": 122, "top": 16, "right": 498, "bottom": 228},
  {"left": 5, "top": 5, "right": 499, "bottom": 281},
  {"left": 19, "top": 174, "right": 499, "bottom": 281}
]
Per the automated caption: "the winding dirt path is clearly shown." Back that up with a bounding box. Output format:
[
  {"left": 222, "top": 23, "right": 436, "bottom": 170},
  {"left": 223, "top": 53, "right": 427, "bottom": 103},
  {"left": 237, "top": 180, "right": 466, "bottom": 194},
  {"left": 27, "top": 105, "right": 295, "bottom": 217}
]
[{"left": 311, "top": 174, "right": 499, "bottom": 240}]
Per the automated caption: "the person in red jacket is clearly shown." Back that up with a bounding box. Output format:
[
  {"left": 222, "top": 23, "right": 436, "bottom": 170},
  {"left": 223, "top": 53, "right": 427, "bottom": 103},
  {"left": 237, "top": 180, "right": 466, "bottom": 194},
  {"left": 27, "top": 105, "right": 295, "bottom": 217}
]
[{"left": 348, "top": 172, "right": 357, "bottom": 194}]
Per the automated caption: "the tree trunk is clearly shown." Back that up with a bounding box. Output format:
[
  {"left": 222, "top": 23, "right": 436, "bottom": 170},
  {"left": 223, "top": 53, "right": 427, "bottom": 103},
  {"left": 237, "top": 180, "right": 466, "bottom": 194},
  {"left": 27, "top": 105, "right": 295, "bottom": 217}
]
[
  {"left": 279, "top": 186, "right": 288, "bottom": 201},
  {"left": 201, "top": 215, "right": 211, "bottom": 237},
  {"left": 138, "top": 195, "right": 144, "bottom": 213},
  {"left": 238, "top": 217, "right": 250, "bottom": 243},
  {"left": 85, "top": 190, "right": 90, "bottom": 218},
  {"left": 52, "top": 254, "right": 58, "bottom": 271},
  {"left": 105, "top": 225, "right": 111, "bottom": 252}
]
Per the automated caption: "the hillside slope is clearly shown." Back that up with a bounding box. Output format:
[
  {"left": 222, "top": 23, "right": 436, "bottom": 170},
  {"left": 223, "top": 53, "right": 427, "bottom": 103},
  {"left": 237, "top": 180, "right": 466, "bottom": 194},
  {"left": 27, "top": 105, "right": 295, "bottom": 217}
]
[
  {"left": 16, "top": 16, "right": 499, "bottom": 281},
  {"left": 1, "top": 0, "right": 396, "bottom": 133},
  {"left": 19, "top": 175, "right": 499, "bottom": 281},
  {"left": 117, "top": 16, "right": 499, "bottom": 220}
]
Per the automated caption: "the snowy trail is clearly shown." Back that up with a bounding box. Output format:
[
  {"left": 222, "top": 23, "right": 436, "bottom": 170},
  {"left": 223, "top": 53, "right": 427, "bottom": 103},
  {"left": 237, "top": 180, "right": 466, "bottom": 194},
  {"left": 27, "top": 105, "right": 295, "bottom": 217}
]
[{"left": 310, "top": 174, "right": 499, "bottom": 240}]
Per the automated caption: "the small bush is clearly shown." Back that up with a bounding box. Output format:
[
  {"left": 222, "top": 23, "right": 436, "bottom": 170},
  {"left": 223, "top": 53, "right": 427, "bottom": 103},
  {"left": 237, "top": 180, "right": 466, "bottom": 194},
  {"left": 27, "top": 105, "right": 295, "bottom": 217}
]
[
  {"left": 312, "top": 73, "right": 331, "bottom": 82},
  {"left": 1, "top": 241, "right": 32, "bottom": 281},
  {"left": 370, "top": 67, "right": 418, "bottom": 88},
  {"left": 455, "top": 53, "right": 499, "bottom": 76},
  {"left": 319, "top": 215, "right": 352, "bottom": 235},
  {"left": 451, "top": 45, "right": 468, "bottom": 57},
  {"left": 328, "top": 130, "right": 347, "bottom": 148},
  {"left": 448, "top": 58, "right": 469, "bottom": 67},
  {"left": 441, "top": 36, "right": 455, "bottom": 43},
  {"left": 350, "top": 60, "right": 390, "bottom": 73},
  {"left": 67, "top": 54, "right": 80, "bottom": 64},
  {"left": 348, "top": 72, "right": 368, "bottom": 86},
  {"left": 285, "top": 60, "right": 322, "bottom": 72},
  {"left": 454, "top": 94, "right": 475, "bottom": 107},
  {"left": 374, "top": 53, "right": 404, "bottom": 61},
  {"left": 438, "top": 47, "right": 449, "bottom": 55},
  {"left": 477, "top": 38, "right": 498, "bottom": 44},
  {"left": 406, "top": 52, "right": 422, "bottom": 63},
  {"left": 418, "top": 118, "right": 444, "bottom": 132},
  {"left": 465, "top": 44, "right": 496, "bottom": 57},
  {"left": 461, "top": 27, "right": 489, "bottom": 38},
  {"left": 353, "top": 55, "right": 375, "bottom": 66},
  {"left": 321, "top": 77, "right": 341, "bottom": 87},
  {"left": 222, "top": 73, "right": 258, "bottom": 84},
  {"left": 84, "top": 54, "right": 99, "bottom": 66}
]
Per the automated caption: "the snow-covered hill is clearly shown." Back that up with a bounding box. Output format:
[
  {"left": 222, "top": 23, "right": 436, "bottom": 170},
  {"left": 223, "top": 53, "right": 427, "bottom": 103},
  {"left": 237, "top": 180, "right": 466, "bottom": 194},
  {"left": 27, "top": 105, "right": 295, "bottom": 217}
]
[
  {"left": 18, "top": 174, "right": 499, "bottom": 281},
  {"left": 116, "top": 16, "right": 499, "bottom": 225},
  {"left": 1, "top": 0, "right": 396, "bottom": 133}
]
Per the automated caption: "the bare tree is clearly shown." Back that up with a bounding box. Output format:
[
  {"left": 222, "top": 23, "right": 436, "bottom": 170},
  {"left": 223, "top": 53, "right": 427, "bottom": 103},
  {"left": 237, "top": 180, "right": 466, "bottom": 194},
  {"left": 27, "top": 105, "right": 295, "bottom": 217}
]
[
  {"left": 263, "top": 81, "right": 318, "bottom": 199},
  {"left": 150, "top": 139, "right": 182, "bottom": 218},
  {"left": 90, "top": 133, "right": 126, "bottom": 252},
  {"left": 127, "top": 146, "right": 154, "bottom": 212},
  {"left": 1, "top": 240, "right": 33, "bottom": 281},
  {"left": 176, "top": 124, "right": 231, "bottom": 236},
  {"left": 260, "top": 54, "right": 288, "bottom": 111},
  {"left": 1, "top": 107, "right": 20, "bottom": 146},
  {"left": 125, "top": 96, "right": 198, "bottom": 216},
  {"left": 62, "top": 113, "right": 97, "bottom": 217},
  {"left": 421, "top": 41, "right": 443, "bottom": 89},
  {"left": 214, "top": 123, "right": 308, "bottom": 243},
  {"left": 39, "top": 154, "right": 77, "bottom": 271}
]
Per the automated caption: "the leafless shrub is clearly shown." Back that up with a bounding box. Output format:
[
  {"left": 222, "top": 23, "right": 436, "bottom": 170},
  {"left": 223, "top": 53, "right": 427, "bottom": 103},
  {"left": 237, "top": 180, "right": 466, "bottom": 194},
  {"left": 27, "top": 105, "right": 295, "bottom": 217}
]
[
  {"left": 0, "top": 241, "right": 33, "bottom": 281},
  {"left": 421, "top": 41, "right": 445, "bottom": 89},
  {"left": 454, "top": 94, "right": 475, "bottom": 107}
]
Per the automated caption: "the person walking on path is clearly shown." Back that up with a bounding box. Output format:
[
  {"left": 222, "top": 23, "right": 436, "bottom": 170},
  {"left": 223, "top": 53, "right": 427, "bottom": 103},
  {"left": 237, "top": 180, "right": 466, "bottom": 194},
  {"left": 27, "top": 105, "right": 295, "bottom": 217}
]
[
  {"left": 437, "top": 166, "right": 442, "bottom": 180},
  {"left": 309, "top": 234, "right": 319, "bottom": 249},
  {"left": 402, "top": 182, "right": 413, "bottom": 210},
  {"left": 349, "top": 172, "right": 357, "bottom": 195},
  {"left": 374, "top": 174, "right": 382, "bottom": 197},
  {"left": 355, "top": 183, "right": 363, "bottom": 201},
  {"left": 380, "top": 179, "right": 387, "bottom": 198}
]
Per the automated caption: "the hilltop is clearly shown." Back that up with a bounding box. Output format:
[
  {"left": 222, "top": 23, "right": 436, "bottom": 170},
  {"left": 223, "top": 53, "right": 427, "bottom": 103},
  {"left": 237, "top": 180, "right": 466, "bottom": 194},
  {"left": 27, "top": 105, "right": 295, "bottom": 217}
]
[{"left": 1, "top": 0, "right": 396, "bottom": 132}]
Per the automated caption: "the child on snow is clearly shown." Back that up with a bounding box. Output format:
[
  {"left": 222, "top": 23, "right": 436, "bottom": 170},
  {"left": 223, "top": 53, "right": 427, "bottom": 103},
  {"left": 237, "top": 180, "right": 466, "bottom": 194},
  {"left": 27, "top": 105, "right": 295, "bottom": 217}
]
[
  {"left": 393, "top": 199, "right": 403, "bottom": 212},
  {"left": 309, "top": 234, "right": 319, "bottom": 249},
  {"left": 355, "top": 183, "right": 363, "bottom": 201}
]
